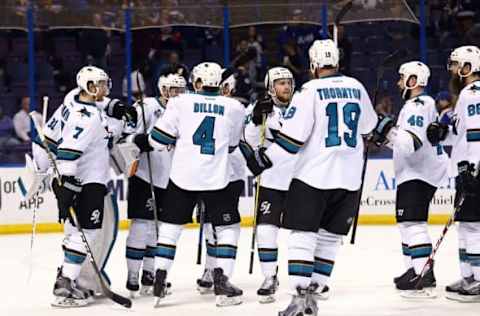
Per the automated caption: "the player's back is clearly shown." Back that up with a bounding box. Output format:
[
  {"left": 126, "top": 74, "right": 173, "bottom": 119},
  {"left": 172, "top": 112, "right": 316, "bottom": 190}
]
[
  {"left": 155, "top": 92, "right": 245, "bottom": 191},
  {"left": 289, "top": 74, "right": 377, "bottom": 191}
]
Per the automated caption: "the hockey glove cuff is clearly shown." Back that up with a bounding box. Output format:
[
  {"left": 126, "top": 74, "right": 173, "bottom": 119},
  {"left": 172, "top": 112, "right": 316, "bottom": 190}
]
[
  {"left": 371, "top": 114, "right": 395, "bottom": 147},
  {"left": 456, "top": 161, "right": 479, "bottom": 196},
  {"left": 109, "top": 99, "right": 138, "bottom": 126},
  {"left": 130, "top": 133, "right": 153, "bottom": 153},
  {"left": 239, "top": 140, "right": 273, "bottom": 176},
  {"left": 252, "top": 96, "right": 274, "bottom": 126}
]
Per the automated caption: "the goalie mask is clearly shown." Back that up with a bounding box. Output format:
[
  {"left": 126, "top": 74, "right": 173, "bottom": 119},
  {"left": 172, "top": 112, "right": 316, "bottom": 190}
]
[
  {"left": 398, "top": 61, "right": 430, "bottom": 100},
  {"left": 264, "top": 67, "right": 295, "bottom": 107},
  {"left": 76, "top": 66, "right": 111, "bottom": 99},
  {"left": 191, "top": 62, "right": 222, "bottom": 92},
  {"left": 308, "top": 39, "right": 339, "bottom": 75}
]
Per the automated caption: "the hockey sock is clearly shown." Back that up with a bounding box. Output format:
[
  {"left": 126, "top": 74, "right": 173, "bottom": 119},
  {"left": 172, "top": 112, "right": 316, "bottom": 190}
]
[
  {"left": 143, "top": 220, "right": 157, "bottom": 274},
  {"left": 405, "top": 222, "right": 432, "bottom": 275},
  {"left": 288, "top": 231, "right": 317, "bottom": 293},
  {"left": 398, "top": 223, "right": 413, "bottom": 269},
  {"left": 204, "top": 223, "right": 216, "bottom": 271},
  {"left": 463, "top": 222, "right": 480, "bottom": 281},
  {"left": 214, "top": 223, "right": 240, "bottom": 278},
  {"left": 62, "top": 228, "right": 97, "bottom": 281},
  {"left": 311, "top": 229, "right": 342, "bottom": 287},
  {"left": 126, "top": 219, "right": 149, "bottom": 274},
  {"left": 256, "top": 224, "right": 279, "bottom": 278},
  {"left": 458, "top": 222, "right": 473, "bottom": 278},
  {"left": 155, "top": 222, "right": 182, "bottom": 272}
]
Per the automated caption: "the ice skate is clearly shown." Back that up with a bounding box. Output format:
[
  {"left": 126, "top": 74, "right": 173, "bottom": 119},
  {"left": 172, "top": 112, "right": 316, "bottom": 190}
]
[
  {"left": 257, "top": 275, "right": 279, "bottom": 303},
  {"left": 447, "top": 280, "right": 480, "bottom": 303},
  {"left": 278, "top": 287, "right": 308, "bottom": 316},
  {"left": 309, "top": 282, "right": 330, "bottom": 300},
  {"left": 126, "top": 270, "right": 139, "bottom": 298},
  {"left": 196, "top": 269, "right": 214, "bottom": 294},
  {"left": 153, "top": 269, "right": 168, "bottom": 307},
  {"left": 51, "top": 273, "right": 89, "bottom": 308},
  {"left": 398, "top": 268, "right": 437, "bottom": 299},
  {"left": 213, "top": 268, "right": 243, "bottom": 307},
  {"left": 140, "top": 270, "right": 154, "bottom": 296}
]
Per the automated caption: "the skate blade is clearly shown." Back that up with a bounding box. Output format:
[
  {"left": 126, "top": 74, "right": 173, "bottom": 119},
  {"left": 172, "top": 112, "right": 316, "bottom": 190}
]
[
  {"left": 314, "top": 292, "right": 330, "bottom": 301},
  {"left": 51, "top": 296, "right": 88, "bottom": 308},
  {"left": 140, "top": 286, "right": 153, "bottom": 296},
  {"left": 129, "top": 290, "right": 138, "bottom": 299},
  {"left": 154, "top": 297, "right": 164, "bottom": 308},
  {"left": 197, "top": 286, "right": 214, "bottom": 295},
  {"left": 215, "top": 295, "right": 243, "bottom": 307},
  {"left": 400, "top": 288, "right": 437, "bottom": 299},
  {"left": 258, "top": 294, "right": 276, "bottom": 304},
  {"left": 446, "top": 292, "right": 480, "bottom": 303}
]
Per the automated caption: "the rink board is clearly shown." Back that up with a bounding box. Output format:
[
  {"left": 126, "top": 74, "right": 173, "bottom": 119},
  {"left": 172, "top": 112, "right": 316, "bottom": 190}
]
[{"left": 0, "top": 160, "right": 455, "bottom": 234}]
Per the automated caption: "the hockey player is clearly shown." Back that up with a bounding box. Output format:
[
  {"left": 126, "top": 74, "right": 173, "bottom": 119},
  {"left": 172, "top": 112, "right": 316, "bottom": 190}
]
[
  {"left": 427, "top": 45, "right": 480, "bottom": 302},
  {"left": 124, "top": 73, "right": 186, "bottom": 297},
  {"left": 372, "top": 61, "right": 449, "bottom": 296},
  {"left": 131, "top": 62, "right": 246, "bottom": 307},
  {"left": 240, "top": 39, "right": 377, "bottom": 315},
  {"left": 49, "top": 66, "right": 117, "bottom": 307},
  {"left": 243, "top": 66, "right": 296, "bottom": 303},
  {"left": 30, "top": 66, "right": 136, "bottom": 307},
  {"left": 196, "top": 68, "right": 244, "bottom": 295}
]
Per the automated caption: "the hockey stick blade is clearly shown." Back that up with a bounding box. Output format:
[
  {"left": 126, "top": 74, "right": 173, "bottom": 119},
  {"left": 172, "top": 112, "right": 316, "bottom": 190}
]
[{"left": 335, "top": 0, "right": 353, "bottom": 25}]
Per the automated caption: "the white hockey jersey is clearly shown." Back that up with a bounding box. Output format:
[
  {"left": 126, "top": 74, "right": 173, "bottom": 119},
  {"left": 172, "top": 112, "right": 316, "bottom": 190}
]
[
  {"left": 56, "top": 95, "right": 110, "bottom": 185},
  {"left": 149, "top": 91, "right": 245, "bottom": 191},
  {"left": 244, "top": 103, "right": 297, "bottom": 191},
  {"left": 266, "top": 74, "right": 378, "bottom": 191},
  {"left": 130, "top": 97, "right": 173, "bottom": 189},
  {"left": 446, "top": 82, "right": 480, "bottom": 174},
  {"left": 391, "top": 94, "right": 449, "bottom": 187}
]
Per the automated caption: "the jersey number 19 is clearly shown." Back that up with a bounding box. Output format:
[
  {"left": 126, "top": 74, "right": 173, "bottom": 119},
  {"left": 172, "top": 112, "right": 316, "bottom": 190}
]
[{"left": 325, "top": 102, "right": 361, "bottom": 148}]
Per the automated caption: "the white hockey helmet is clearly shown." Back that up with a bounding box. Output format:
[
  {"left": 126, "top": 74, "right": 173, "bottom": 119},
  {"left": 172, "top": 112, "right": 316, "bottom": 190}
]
[
  {"left": 264, "top": 67, "right": 295, "bottom": 106},
  {"left": 76, "top": 66, "right": 111, "bottom": 97},
  {"left": 165, "top": 74, "right": 187, "bottom": 97},
  {"left": 398, "top": 61, "right": 430, "bottom": 99},
  {"left": 191, "top": 62, "right": 222, "bottom": 91},
  {"left": 220, "top": 68, "right": 236, "bottom": 96},
  {"left": 157, "top": 75, "right": 169, "bottom": 99},
  {"left": 308, "top": 39, "right": 340, "bottom": 74},
  {"left": 449, "top": 45, "right": 480, "bottom": 78}
]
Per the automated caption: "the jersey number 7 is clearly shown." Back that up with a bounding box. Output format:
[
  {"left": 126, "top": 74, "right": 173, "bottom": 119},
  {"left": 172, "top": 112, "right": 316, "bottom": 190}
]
[
  {"left": 193, "top": 116, "right": 216, "bottom": 155},
  {"left": 325, "top": 102, "right": 360, "bottom": 148}
]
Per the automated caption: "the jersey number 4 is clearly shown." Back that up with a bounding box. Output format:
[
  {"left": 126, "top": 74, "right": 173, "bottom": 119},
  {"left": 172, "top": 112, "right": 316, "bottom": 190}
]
[
  {"left": 193, "top": 116, "right": 216, "bottom": 155},
  {"left": 325, "top": 102, "right": 361, "bottom": 148}
]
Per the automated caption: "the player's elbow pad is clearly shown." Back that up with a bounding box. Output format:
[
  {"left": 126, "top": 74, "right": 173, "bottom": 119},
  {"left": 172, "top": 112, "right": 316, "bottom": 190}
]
[{"left": 389, "top": 128, "right": 422, "bottom": 155}]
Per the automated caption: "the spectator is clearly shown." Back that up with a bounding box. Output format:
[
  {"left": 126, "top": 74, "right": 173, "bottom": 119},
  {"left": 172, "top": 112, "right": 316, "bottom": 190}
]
[
  {"left": 369, "top": 95, "right": 395, "bottom": 158},
  {"left": 159, "top": 51, "right": 189, "bottom": 82},
  {"left": 435, "top": 90, "right": 453, "bottom": 114},
  {"left": 281, "top": 40, "right": 305, "bottom": 85},
  {"left": 0, "top": 106, "right": 20, "bottom": 146},
  {"left": 375, "top": 95, "right": 394, "bottom": 116},
  {"left": 123, "top": 70, "right": 146, "bottom": 102},
  {"left": 13, "top": 97, "right": 41, "bottom": 142},
  {"left": 79, "top": 13, "right": 109, "bottom": 68}
]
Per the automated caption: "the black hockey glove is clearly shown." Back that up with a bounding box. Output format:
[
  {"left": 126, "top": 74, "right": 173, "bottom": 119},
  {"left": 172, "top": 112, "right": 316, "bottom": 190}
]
[
  {"left": 426, "top": 121, "right": 448, "bottom": 146},
  {"left": 52, "top": 176, "right": 81, "bottom": 223},
  {"left": 132, "top": 133, "right": 153, "bottom": 153},
  {"left": 370, "top": 114, "right": 395, "bottom": 147},
  {"left": 109, "top": 99, "right": 138, "bottom": 126},
  {"left": 239, "top": 140, "right": 273, "bottom": 176},
  {"left": 252, "top": 96, "right": 274, "bottom": 126},
  {"left": 456, "top": 161, "right": 479, "bottom": 196}
]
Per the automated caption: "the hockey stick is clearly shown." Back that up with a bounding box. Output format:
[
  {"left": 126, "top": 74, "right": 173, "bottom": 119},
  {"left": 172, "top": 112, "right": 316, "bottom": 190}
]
[
  {"left": 413, "top": 194, "right": 466, "bottom": 290},
  {"left": 334, "top": 0, "right": 353, "bottom": 44},
  {"left": 196, "top": 199, "right": 205, "bottom": 265},
  {"left": 350, "top": 49, "right": 405, "bottom": 244},
  {"left": 29, "top": 112, "right": 132, "bottom": 309},
  {"left": 248, "top": 114, "right": 267, "bottom": 274},
  {"left": 25, "top": 96, "right": 49, "bottom": 283},
  {"left": 136, "top": 72, "right": 160, "bottom": 238}
]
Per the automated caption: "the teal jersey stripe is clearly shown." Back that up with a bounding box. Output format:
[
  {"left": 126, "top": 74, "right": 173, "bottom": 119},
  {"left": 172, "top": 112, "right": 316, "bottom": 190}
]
[
  {"left": 467, "top": 130, "right": 480, "bottom": 142},
  {"left": 151, "top": 127, "right": 176, "bottom": 146},
  {"left": 57, "top": 148, "right": 82, "bottom": 161}
]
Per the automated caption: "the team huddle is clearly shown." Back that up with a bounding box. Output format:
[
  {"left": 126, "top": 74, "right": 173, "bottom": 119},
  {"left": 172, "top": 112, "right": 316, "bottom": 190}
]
[{"left": 25, "top": 38, "right": 480, "bottom": 315}]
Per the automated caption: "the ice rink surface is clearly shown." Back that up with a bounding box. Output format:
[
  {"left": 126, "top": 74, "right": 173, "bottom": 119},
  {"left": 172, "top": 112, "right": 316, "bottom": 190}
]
[{"left": 0, "top": 226, "right": 478, "bottom": 316}]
